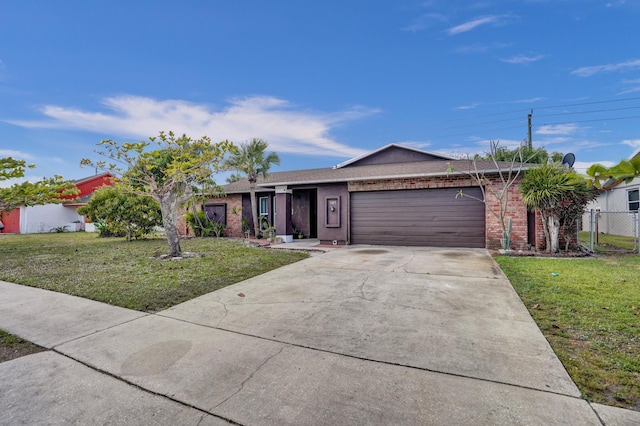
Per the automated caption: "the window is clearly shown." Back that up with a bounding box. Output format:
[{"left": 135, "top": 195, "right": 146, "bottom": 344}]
[
  {"left": 259, "top": 197, "right": 269, "bottom": 216},
  {"left": 272, "top": 195, "right": 276, "bottom": 225},
  {"left": 628, "top": 189, "right": 639, "bottom": 211}
]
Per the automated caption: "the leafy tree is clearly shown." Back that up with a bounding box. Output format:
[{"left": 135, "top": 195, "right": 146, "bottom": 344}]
[
  {"left": 0, "top": 157, "right": 78, "bottom": 213},
  {"left": 78, "top": 187, "right": 162, "bottom": 241},
  {"left": 520, "top": 163, "right": 596, "bottom": 253},
  {"left": 224, "top": 138, "right": 280, "bottom": 237},
  {"left": 555, "top": 183, "right": 600, "bottom": 252},
  {"left": 81, "top": 131, "right": 233, "bottom": 257},
  {"left": 225, "top": 172, "right": 244, "bottom": 184},
  {"left": 587, "top": 155, "right": 640, "bottom": 189},
  {"left": 475, "top": 144, "right": 562, "bottom": 164}
]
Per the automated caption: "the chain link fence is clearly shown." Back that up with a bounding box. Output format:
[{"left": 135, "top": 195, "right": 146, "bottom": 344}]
[{"left": 580, "top": 210, "right": 640, "bottom": 254}]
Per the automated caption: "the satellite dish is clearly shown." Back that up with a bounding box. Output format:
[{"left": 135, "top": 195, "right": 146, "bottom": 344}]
[{"left": 561, "top": 153, "right": 575, "bottom": 168}]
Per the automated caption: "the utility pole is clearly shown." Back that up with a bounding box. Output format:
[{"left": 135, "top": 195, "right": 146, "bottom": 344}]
[{"left": 527, "top": 109, "right": 533, "bottom": 150}]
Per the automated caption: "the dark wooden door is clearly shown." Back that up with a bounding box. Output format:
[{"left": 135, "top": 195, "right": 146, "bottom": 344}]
[{"left": 350, "top": 187, "right": 485, "bottom": 248}]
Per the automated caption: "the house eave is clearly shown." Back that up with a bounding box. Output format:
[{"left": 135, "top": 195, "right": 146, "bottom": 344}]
[{"left": 259, "top": 169, "right": 520, "bottom": 188}]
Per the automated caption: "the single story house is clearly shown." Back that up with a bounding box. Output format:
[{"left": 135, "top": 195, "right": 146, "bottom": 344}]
[
  {"left": 197, "top": 144, "right": 539, "bottom": 250},
  {"left": 584, "top": 148, "right": 640, "bottom": 237},
  {"left": 1, "top": 172, "right": 114, "bottom": 234}
]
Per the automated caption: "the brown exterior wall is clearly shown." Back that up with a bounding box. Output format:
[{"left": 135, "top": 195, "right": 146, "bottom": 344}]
[
  {"left": 292, "top": 189, "right": 316, "bottom": 237},
  {"left": 348, "top": 146, "right": 445, "bottom": 167},
  {"left": 317, "top": 183, "right": 349, "bottom": 245},
  {"left": 348, "top": 175, "right": 529, "bottom": 251}
]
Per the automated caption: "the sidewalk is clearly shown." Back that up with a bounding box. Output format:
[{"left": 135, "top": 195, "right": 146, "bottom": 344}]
[{"left": 1, "top": 246, "right": 640, "bottom": 425}]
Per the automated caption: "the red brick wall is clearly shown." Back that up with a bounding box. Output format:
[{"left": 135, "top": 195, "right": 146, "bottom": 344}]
[
  {"left": 348, "top": 175, "right": 529, "bottom": 250},
  {"left": 533, "top": 210, "right": 578, "bottom": 251},
  {"left": 483, "top": 177, "right": 528, "bottom": 250},
  {"left": 203, "top": 194, "right": 243, "bottom": 237},
  {"left": 348, "top": 176, "right": 477, "bottom": 192},
  {"left": 178, "top": 194, "right": 244, "bottom": 238}
]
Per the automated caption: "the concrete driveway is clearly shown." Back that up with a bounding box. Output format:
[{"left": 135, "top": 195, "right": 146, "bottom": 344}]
[{"left": 2, "top": 245, "right": 637, "bottom": 425}]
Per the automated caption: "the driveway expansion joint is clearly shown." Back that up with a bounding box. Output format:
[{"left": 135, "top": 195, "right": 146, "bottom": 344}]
[
  {"left": 50, "top": 313, "right": 151, "bottom": 351},
  {"left": 51, "top": 348, "right": 244, "bottom": 426},
  {"left": 588, "top": 403, "right": 607, "bottom": 426},
  {"left": 159, "top": 313, "right": 586, "bottom": 403}
]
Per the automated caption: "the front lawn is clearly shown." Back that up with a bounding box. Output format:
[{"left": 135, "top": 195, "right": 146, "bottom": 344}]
[
  {"left": 495, "top": 255, "right": 640, "bottom": 411},
  {"left": 0, "top": 233, "right": 308, "bottom": 312}
]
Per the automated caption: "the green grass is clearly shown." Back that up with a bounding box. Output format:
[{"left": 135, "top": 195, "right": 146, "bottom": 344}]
[
  {"left": 0, "top": 329, "right": 29, "bottom": 346},
  {"left": 0, "top": 329, "right": 45, "bottom": 362},
  {"left": 579, "top": 230, "right": 638, "bottom": 252},
  {"left": 495, "top": 255, "right": 640, "bottom": 411},
  {"left": 0, "top": 233, "right": 308, "bottom": 312}
]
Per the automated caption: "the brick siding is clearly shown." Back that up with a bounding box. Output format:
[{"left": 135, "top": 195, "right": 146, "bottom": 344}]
[
  {"left": 208, "top": 194, "right": 243, "bottom": 237},
  {"left": 533, "top": 210, "right": 578, "bottom": 251},
  {"left": 178, "top": 194, "right": 244, "bottom": 238}
]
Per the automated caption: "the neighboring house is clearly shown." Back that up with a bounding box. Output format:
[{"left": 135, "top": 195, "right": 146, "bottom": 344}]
[
  {"left": 585, "top": 148, "right": 640, "bottom": 237},
  {"left": 0, "top": 172, "right": 114, "bottom": 234},
  {"left": 198, "top": 144, "right": 540, "bottom": 250}
]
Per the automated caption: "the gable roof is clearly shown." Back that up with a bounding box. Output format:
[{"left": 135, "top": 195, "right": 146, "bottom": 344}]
[
  {"left": 72, "top": 172, "right": 114, "bottom": 186},
  {"left": 334, "top": 143, "right": 455, "bottom": 169},
  {"left": 63, "top": 172, "right": 116, "bottom": 207}
]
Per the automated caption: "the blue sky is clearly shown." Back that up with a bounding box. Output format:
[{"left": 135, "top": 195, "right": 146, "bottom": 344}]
[{"left": 2, "top": 0, "right": 640, "bottom": 183}]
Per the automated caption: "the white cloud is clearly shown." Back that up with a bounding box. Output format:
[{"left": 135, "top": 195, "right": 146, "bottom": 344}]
[
  {"left": 535, "top": 123, "right": 578, "bottom": 135},
  {"left": 500, "top": 54, "right": 544, "bottom": 64},
  {"left": 454, "top": 42, "right": 510, "bottom": 54},
  {"left": 513, "top": 97, "right": 546, "bottom": 104},
  {"left": 617, "top": 78, "right": 640, "bottom": 95},
  {"left": 392, "top": 140, "right": 432, "bottom": 150},
  {"left": 439, "top": 138, "right": 524, "bottom": 159},
  {"left": 622, "top": 139, "right": 640, "bottom": 148},
  {"left": 455, "top": 102, "right": 481, "bottom": 110},
  {"left": 446, "top": 15, "right": 499, "bottom": 35},
  {"left": 0, "top": 149, "right": 35, "bottom": 160},
  {"left": 7, "top": 95, "right": 378, "bottom": 158},
  {"left": 455, "top": 97, "right": 545, "bottom": 110},
  {"left": 401, "top": 13, "right": 447, "bottom": 32},
  {"left": 571, "top": 59, "right": 640, "bottom": 77},
  {"left": 573, "top": 160, "right": 615, "bottom": 174}
]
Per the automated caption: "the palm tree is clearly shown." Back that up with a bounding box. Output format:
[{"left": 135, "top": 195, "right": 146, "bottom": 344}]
[
  {"left": 520, "top": 163, "right": 590, "bottom": 253},
  {"left": 225, "top": 138, "right": 280, "bottom": 238}
]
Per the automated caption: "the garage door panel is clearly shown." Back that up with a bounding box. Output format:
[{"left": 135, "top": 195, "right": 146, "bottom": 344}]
[{"left": 350, "top": 188, "right": 485, "bottom": 248}]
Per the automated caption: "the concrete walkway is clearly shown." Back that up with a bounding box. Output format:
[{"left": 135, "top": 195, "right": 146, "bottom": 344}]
[{"left": 1, "top": 245, "right": 639, "bottom": 425}]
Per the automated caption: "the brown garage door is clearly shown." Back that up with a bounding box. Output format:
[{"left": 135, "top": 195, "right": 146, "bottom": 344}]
[{"left": 350, "top": 187, "right": 485, "bottom": 248}]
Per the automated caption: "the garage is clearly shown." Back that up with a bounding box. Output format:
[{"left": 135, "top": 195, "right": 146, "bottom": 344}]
[{"left": 350, "top": 187, "right": 486, "bottom": 248}]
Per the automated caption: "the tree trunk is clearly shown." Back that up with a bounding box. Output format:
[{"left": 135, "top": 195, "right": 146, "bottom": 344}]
[
  {"left": 547, "top": 215, "right": 560, "bottom": 253},
  {"left": 538, "top": 211, "right": 551, "bottom": 252},
  {"left": 250, "top": 184, "right": 260, "bottom": 238},
  {"left": 159, "top": 193, "right": 182, "bottom": 257}
]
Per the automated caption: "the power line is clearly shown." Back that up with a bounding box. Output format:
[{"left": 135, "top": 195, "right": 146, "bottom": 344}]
[
  {"left": 252, "top": 96, "right": 640, "bottom": 149},
  {"left": 534, "top": 105, "right": 640, "bottom": 118},
  {"left": 541, "top": 114, "right": 640, "bottom": 126}
]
